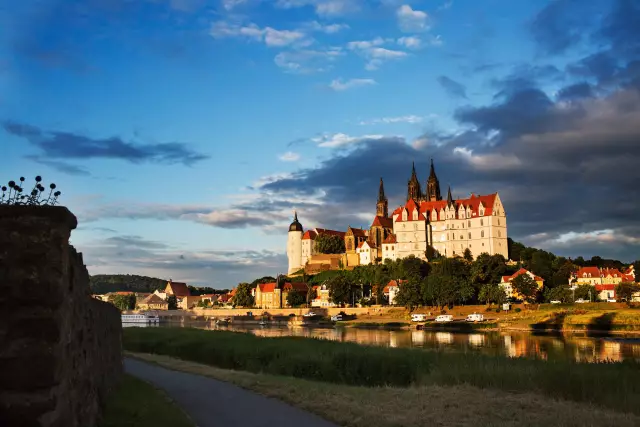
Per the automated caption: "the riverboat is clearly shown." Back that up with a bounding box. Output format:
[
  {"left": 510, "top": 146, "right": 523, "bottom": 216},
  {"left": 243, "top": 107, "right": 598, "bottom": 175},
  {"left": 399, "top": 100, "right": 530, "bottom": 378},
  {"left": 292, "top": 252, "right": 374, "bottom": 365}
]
[{"left": 122, "top": 311, "right": 160, "bottom": 324}]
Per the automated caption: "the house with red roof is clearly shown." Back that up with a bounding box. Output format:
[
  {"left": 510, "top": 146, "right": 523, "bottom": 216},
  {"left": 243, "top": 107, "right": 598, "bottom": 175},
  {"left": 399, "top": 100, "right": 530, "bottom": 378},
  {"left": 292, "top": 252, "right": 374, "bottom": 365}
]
[
  {"left": 356, "top": 240, "right": 377, "bottom": 265},
  {"left": 311, "top": 283, "right": 336, "bottom": 308},
  {"left": 499, "top": 268, "right": 544, "bottom": 300},
  {"left": 384, "top": 279, "right": 406, "bottom": 305},
  {"left": 254, "top": 280, "right": 309, "bottom": 309},
  {"left": 381, "top": 234, "right": 397, "bottom": 261},
  {"left": 573, "top": 266, "right": 637, "bottom": 300}
]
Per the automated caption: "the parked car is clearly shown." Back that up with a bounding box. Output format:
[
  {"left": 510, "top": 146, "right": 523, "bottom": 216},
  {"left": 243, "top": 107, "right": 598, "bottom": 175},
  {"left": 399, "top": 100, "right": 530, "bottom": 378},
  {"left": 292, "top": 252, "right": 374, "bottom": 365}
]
[
  {"left": 331, "top": 314, "right": 343, "bottom": 321},
  {"left": 411, "top": 313, "right": 427, "bottom": 322},
  {"left": 435, "top": 314, "right": 453, "bottom": 322},
  {"left": 607, "top": 299, "right": 617, "bottom": 303},
  {"left": 466, "top": 313, "right": 484, "bottom": 322},
  {"left": 550, "top": 300, "right": 561, "bottom": 304},
  {"left": 575, "top": 299, "right": 587, "bottom": 303},
  {"left": 303, "top": 312, "right": 317, "bottom": 317}
]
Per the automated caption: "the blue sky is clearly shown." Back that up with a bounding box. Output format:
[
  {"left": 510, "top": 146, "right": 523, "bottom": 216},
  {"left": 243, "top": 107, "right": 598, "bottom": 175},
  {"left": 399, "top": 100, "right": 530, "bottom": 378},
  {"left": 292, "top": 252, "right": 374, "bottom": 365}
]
[{"left": 3, "top": 0, "right": 640, "bottom": 287}]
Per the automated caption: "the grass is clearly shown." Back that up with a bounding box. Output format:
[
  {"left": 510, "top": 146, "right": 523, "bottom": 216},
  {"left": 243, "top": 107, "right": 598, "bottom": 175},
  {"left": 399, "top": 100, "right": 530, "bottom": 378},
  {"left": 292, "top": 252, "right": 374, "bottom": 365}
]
[
  {"left": 122, "top": 327, "right": 640, "bottom": 415},
  {"left": 128, "top": 352, "right": 640, "bottom": 427},
  {"left": 99, "top": 374, "right": 194, "bottom": 427}
]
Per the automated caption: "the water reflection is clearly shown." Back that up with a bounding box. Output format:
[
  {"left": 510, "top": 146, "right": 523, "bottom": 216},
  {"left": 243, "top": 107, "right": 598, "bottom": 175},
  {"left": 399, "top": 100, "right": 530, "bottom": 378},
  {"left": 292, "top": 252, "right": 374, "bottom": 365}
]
[{"left": 161, "top": 321, "right": 640, "bottom": 362}]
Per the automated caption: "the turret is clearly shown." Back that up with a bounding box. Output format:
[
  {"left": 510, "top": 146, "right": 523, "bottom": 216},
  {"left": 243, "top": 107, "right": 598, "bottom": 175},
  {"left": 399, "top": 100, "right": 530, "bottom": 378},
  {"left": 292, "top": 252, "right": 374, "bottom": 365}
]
[
  {"left": 287, "top": 211, "right": 304, "bottom": 275},
  {"left": 376, "top": 177, "right": 388, "bottom": 217},
  {"left": 407, "top": 162, "right": 422, "bottom": 201},
  {"left": 426, "top": 158, "right": 442, "bottom": 201}
]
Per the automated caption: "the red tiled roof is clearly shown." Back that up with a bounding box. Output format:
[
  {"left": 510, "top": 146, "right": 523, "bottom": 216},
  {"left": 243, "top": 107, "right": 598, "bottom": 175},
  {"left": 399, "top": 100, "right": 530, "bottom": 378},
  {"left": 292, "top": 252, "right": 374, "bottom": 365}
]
[
  {"left": 257, "top": 282, "right": 277, "bottom": 293},
  {"left": 315, "top": 228, "right": 346, "bottom": 238},
  {"left": 283, "top": 282, "right": 308, "bottom": 292},
  {"left": 218, "top": 294, "right": 231, "bottom": 302},
  {"left": 601, "top": 267, "right": 623, "bottom": 278},
  {"left": 166, "top": 281, "right": 190, "bottom": 297},
  {"left": 142, "top": 294, "right": 166, "bottom": 305},
  {"left": 595, "top": 284, "right": 616, "bottom": 291},
  {"left": 502, "top": 268, "right": 543, "bottom": 283},
  {"left": 357, "top": 241, "right": 365, "bottom": 249},
  {"left": 230, "top": 288, "right": 237, "bottom": 297},
  {"left": 371, "top": 216, "right": 393, "bottom": 228},
  {"left": 576, "top": 267, "right": 601, "bottom": 278},
  {"left": 396, "top": 199, "right": 426, "bottom": 222},
  {"left": 382, "top": 234, "right": 397, "bottom": 244},
  {"left": 348, "top": 227, "right": 367, "bottom": 237},
  {"left": 302, "top": 230, "right": 318, "bottom": 240},
  {"left": 384, "top": 279, "right": 406, "bottom": 293}
]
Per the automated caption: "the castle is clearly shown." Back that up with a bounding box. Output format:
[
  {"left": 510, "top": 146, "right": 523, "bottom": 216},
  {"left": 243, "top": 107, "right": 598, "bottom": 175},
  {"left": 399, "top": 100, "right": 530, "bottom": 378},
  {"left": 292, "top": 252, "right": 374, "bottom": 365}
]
[{"left": 286, "top": 160, "right": 509, "bottom": 275}]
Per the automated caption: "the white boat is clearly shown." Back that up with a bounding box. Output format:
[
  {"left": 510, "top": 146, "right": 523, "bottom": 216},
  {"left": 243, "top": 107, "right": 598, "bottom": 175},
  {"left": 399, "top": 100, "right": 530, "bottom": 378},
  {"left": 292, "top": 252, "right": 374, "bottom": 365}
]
[{"left": 122, "top": 311, "right": 160, "bottom": 324}]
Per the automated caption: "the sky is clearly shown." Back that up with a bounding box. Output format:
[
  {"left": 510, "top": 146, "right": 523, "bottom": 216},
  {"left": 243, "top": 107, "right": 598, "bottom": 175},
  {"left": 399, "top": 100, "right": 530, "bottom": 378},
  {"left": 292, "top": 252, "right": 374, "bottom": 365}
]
[{"left": 2, "top": 0, "right": 640, "bottom": 287}]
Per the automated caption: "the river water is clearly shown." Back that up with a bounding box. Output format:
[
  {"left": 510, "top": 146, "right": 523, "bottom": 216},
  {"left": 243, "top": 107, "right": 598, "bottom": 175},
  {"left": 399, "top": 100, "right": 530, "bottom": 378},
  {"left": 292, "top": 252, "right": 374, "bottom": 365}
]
[{"left": 125, "top": 321, "right": 640, "bottom": 363}]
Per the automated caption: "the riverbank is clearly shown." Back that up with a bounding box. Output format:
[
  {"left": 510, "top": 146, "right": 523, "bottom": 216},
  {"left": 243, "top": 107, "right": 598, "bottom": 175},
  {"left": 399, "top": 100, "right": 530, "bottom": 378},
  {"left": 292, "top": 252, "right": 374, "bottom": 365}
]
[
  {"left": 126, "top": 352, "right": 640, "bottom": 427},
  {"left": 122, "top": 327, "right": 640, "bottom": 415}
]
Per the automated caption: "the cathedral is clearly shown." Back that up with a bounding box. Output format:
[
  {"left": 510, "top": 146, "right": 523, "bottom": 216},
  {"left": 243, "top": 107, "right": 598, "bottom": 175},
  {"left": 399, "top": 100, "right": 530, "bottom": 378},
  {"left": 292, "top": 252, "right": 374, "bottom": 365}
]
[{"left": 286, "top": 160, "right": 509, "bottom": 275}]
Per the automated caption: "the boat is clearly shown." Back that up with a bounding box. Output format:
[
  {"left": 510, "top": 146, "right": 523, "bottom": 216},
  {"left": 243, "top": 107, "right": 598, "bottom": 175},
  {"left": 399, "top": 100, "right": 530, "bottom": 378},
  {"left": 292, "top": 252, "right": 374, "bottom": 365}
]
[
  {"left": 122, "top": 311, "right": 160, "bottom": 324},
  {"left": 215, "top": 317, "right": 231, "bottom": 325},
  {"left": 259, "top": 320, "right": 268, "bottom": 326}
]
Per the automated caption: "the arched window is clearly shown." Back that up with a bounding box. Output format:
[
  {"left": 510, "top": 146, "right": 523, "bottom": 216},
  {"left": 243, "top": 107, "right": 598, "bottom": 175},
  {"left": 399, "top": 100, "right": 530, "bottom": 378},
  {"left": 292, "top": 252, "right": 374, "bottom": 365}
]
[
  {"left": 480, "top": 209, "right": 484, "bottom": 216},
  {"left": 480, "top": 219, "right": 484, "bottom": 226},
  {"left": 391, "top": 246, "right": 394, "bottom": 251},
  {"left": 481, "top": 230, "right": 485, "bottom": 238},
  {"left": 497, "top": 218, "right": 500, "bottom": 225}
]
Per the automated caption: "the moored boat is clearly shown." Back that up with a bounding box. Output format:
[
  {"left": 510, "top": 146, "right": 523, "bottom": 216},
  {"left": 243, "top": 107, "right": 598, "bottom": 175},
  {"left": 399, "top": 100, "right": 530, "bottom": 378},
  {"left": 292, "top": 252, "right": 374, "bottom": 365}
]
[{"left": 122, "top": 311, "right": 160, "bottom": 324}]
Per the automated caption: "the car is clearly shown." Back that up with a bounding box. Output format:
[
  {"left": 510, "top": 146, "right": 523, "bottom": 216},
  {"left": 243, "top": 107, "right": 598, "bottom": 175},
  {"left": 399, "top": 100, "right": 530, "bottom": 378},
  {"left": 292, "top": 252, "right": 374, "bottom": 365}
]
[
  {"left": 550, "top": 300, "right": 562, "bottom": 304},
  {"left": 607, "top": 299, "right": 617, "bottom": 303},
  {"left": 466, "top": 313, "right": 484, "bottom": 322},
  {"left": 303, "top": 312, "right": 317, "bottom": 317},
  {"left": 435, "top": 314, "right": 453, "bottom": 322},
  {"left": 411, "top": 313, "right": 427, "bottom": 322},
  {"left": 331, "top": 314, "right": 343, "bottom": 321},
  {"left": 575, "top": 299, "right": 587, "bottom": 303}
]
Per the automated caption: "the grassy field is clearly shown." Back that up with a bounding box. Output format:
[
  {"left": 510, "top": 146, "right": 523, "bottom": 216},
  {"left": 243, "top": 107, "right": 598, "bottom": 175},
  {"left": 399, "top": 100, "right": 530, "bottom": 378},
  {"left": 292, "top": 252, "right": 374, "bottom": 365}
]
[
  {"left": 122, "top": 327, "right": 640, "bottom": 415},
  {"left": 99, "top": 374, "right": 194, "bottom": 427},
  {"left": 128, "top": 352, "right": 640, "bottom": 427}
]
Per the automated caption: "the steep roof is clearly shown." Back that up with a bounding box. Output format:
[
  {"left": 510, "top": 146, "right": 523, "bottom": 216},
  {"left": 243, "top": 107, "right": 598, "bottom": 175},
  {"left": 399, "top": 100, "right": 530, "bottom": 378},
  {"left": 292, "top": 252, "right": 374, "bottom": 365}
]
[
  {"left": 283, "top": 282, "right": 308, "bottom": 292},
  {"left": 257, "top": 282, "right": 277, "bottom": 293},
  {"left": 396, "top": 198, "right": 426, "bottom": 222},
  {"left": 142, "top": 294, "right": 166, "bottom": 305},
  {"left": 302, "top": 230, "right": 318, "bottom": 240},
  {"left": 371, "top": 215, "right": 393, "bottom": 228},
  {"left": 576, "top": 267, "right": 601, "bottom": 278},
  {"left": 315, "top": 228, "right": 346, "bottom": 238},
  {"left": 501, "top": 268, "right": 543, "bottom": 283},
  {"left": 601, "top": 267, "right": 623, "bottom": 278},
  {"left": 166, "top": 281, "right": 190, "bottom": 297},
  {"left": 382, "top": 234, "right": 397, "bottom": 244},
  {"left": 348, "top": 227, "right": 367, "bottom": 237}
]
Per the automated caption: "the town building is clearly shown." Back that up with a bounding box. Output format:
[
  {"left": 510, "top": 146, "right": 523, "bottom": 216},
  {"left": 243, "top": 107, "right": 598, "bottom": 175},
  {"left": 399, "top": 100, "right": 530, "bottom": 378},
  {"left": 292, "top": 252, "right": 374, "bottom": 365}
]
[
  {"left": 286, "top": 159, "right": 509, "bottom": 272},
  {"left": 311, "top": 283, "right": 335, "bottom": 308},
  {"left": 138, "top": 294, "right": 169, "bottom": 310},
  {"left": 253, "top": 279, "right": 308, "bottom": 309},
  {"left": 499, "top": 268, "right": 545, "bottom": 300},
  {"left": 573, "top": 267, "right": 636, "bottom": 300}
]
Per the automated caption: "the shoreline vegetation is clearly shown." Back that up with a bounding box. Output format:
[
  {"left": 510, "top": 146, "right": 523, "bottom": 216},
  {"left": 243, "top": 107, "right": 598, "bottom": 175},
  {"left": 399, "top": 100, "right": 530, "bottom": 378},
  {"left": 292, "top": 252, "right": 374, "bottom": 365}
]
[{"left": 122, "top": 328, "right": 640, "bottom": 417}]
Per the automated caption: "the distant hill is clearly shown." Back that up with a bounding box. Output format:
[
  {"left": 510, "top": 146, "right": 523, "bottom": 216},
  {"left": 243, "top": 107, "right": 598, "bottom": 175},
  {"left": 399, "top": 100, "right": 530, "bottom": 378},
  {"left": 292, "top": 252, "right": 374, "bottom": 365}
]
[{"left": 89, "top": 274, "right": 167, "bottom": 294}]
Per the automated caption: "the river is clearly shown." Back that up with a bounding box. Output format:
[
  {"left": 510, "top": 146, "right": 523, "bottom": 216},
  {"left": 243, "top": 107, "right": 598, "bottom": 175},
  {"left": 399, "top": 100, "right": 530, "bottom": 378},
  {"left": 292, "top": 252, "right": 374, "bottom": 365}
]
[{"left": 125, "top": 321, "right": 640, "bottom": 362}]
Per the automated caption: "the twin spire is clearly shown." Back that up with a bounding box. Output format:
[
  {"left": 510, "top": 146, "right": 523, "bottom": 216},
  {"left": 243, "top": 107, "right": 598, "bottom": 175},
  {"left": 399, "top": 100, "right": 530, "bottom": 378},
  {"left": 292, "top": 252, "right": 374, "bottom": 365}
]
[{"left": 407, "top": 158, "right": 443, "bottom": 202}]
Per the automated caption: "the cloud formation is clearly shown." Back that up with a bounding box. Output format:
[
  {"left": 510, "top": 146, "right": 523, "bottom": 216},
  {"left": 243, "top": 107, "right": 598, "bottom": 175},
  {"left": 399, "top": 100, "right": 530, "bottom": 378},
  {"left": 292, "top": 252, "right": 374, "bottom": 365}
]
[
  {"left": 3, "top": 121, "right": 208, "bottom": 166},
  {"left": 346, "top": 38, "right": 408, "bottom": 70},
  {"left": 437, "top": 75, "right": 467, "bottom": 98},
  {"left": 210, "top": 21, "right": 310, "bottom": 47},
  {"left": 278, "top": 151, "right": 301, "bottom": 161},
  {"left": 274, "top": 48, "right": 343, "bottom": 73},
  {"left": 397, "top": 4, "right": 429, "bottom": 33},
  {"left": 328, "top": 78, "right": 376, "bottom": 91}
]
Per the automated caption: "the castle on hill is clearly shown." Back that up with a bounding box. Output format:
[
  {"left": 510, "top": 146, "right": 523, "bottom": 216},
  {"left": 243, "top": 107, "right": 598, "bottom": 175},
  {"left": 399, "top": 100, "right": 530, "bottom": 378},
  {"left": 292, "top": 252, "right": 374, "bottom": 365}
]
[{"left": 286, "top": 160, "right": 509, "bottom": 275}]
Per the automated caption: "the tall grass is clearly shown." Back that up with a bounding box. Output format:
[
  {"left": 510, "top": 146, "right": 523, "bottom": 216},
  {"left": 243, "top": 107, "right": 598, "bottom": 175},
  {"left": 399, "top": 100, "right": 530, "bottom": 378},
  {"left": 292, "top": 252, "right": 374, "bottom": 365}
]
[{"left": 123, "top": 328, "right": 640, "bottom": 414}]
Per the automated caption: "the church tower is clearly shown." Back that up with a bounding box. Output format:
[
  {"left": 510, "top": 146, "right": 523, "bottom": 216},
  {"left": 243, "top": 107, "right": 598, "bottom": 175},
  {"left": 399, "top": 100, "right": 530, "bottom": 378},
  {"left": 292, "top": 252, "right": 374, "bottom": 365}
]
[
  {"left": 426, "top": 158, "right": 442, "bottom": 201},
  {"left": 376, "top": 177, "right": 388, "bottom": 217},
  {"left": 286, "top": 211, "right": 303, "bottom": 275},
  {"left": 407, "top": 162, "right": 422, "bottom": 201}
]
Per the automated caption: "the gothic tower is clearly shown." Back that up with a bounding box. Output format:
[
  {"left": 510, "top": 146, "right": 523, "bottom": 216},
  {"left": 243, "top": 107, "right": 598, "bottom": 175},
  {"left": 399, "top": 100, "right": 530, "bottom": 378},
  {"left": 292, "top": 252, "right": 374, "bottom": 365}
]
[
  {"left": 426, "top": 158, "right": 442, "bottom": 201},
  {"left": 407, "top": 162, "right": 422, "bottom": 201},
  {"left": 376, "top": 177, "right": 388, "bottom": 217}
]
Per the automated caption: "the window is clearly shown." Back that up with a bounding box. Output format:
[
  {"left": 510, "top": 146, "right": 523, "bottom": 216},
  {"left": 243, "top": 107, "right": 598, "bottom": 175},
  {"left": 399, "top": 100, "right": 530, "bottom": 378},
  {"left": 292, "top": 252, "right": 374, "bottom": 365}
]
[
  {"left": 481, "top": 230, "right": 485, "bottom": 238},
  {"left": 413, "top": 210, "right": 418, "bottom": 220},
  {"left": 480, "top": 210, "right": 484, "bottom": 216},
  {"left": 414, "top": 224, "right": 418, "bottom": 231},
  {"left": 468, "top": 232, "right": 471, "bottom": 239},
  {"left": 414, "top": 243, "right": 418, "bottom": 249},
  {"left": 498, "top": 231, "right": 501, "bottom": 237},
  {"left": 391, "top": 246, "right": 394, "bottom": 251},
  {"left": 460, "top": 235, "right": 463, "bottom": 240},
  {"left": 498, "top": 218, "right": 500, "bottom": 225},
  {"left": 468, "top": 220, "right": 471, "bottom": 228},
  {"left": 480, "top": 219, "right": 484, "bottom": 226}
]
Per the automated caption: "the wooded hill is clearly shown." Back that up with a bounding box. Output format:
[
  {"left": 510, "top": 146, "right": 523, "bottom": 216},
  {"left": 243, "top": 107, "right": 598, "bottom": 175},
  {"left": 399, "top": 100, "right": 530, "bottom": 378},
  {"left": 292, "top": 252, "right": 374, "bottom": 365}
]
[{"left": 89, "top": 274, "right": 167, "bottom": 294}]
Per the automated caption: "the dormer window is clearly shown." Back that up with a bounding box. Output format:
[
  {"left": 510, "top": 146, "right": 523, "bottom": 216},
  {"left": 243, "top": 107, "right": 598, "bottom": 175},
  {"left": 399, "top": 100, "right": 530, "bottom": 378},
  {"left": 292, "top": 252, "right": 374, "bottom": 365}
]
[
  {"left": 402, "top": 210, "right": 407, "bottom": 221},
  {"left": 412, "top": 210, "right": 418, "bottom": 220},
  {"left": 480, "top": 209, "right": 484, "bottom": 216}
]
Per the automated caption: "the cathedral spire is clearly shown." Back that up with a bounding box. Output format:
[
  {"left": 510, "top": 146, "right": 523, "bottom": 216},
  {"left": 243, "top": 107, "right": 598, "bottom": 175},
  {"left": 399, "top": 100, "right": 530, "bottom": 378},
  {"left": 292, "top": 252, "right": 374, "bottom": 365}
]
[
  {"left": 429, "top": 158, "right": 436, "bottom": 178},
  {"left": 407, "top": 162, "right": 422, "bottom": 201},
  {"left": 447, "top": 185, "right": 454, "bottom": 206},
  {"left": 426, "top": 158, "right": 442, "bottom": 201},
  {"left": 377, "top": 177, "right": 389, "bottom": 217}
]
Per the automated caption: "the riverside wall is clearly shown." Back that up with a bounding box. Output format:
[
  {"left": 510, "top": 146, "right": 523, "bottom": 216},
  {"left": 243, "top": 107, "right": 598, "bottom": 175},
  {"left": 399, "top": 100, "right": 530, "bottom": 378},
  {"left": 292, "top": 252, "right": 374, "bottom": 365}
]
[{"left": 0, "top": 206, "right": 123, "bottom": 427}]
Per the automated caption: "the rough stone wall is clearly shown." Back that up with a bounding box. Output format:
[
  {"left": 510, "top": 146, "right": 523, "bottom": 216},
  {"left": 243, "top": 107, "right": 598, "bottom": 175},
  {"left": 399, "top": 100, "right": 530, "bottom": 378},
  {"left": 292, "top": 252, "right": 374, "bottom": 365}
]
[{"left": 0, "top": 206, "right": 123, "bottom": 427}]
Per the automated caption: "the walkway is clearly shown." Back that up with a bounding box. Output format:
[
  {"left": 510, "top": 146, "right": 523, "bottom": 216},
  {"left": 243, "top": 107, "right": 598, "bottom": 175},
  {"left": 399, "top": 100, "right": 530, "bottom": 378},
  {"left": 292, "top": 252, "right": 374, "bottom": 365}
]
[{"left": 124, "top": 358, "right": 339, "bottom": 427}]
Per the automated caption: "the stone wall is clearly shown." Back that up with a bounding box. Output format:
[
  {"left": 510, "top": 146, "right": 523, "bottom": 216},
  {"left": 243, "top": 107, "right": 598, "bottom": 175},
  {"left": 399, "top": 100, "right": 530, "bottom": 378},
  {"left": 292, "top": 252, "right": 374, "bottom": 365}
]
[{"left": 0, "top": 206, "right": 123, "bottom": 427}]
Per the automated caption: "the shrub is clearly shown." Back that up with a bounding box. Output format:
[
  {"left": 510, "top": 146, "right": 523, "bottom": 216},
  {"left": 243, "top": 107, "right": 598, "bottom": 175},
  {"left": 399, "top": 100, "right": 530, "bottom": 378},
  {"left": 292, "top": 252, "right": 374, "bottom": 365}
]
[
  {"left": 515, "top": 308, "right": 522, "bottom": 313},
  {"left": 485, "top": 307, "right": 493, "bottom": 312},
  {"left": 495, "top": 308, "right": 501, "bottom": 313}
]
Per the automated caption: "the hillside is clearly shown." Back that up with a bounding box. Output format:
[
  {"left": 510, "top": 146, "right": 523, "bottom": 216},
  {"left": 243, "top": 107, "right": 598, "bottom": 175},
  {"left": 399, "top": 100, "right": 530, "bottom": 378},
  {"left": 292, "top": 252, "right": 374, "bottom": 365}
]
[{"left": 89, "top": 274, "right": 167, "bottom": 294}]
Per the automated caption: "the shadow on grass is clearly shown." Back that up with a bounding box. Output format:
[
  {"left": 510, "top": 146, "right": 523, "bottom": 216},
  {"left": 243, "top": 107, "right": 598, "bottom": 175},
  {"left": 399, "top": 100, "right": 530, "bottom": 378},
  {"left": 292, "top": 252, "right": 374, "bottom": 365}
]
[
  {"left": 531, "top": 312, "right": 567, "bottom": 336},
  {"left": 587, "top": 312, "right": 616, "bottom": 337}
]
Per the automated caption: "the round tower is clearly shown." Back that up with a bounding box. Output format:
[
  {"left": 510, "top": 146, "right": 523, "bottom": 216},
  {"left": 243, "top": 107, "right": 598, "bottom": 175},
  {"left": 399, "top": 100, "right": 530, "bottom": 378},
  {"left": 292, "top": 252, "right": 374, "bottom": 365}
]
[{"left": 287, "top": 211, "right": 303, "bottom": 275}]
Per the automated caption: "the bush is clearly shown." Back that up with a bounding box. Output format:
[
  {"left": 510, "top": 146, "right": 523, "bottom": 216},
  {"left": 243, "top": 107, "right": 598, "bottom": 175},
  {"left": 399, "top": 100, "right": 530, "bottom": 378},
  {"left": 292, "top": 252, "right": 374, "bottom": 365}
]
[
  {"left": 515, "top": 308, "right": 522, "bottom": 313},
  {"left": 485, "top": 307, "right": 493, "bottom": 312},
  {"left": 495, "top": 308, "right": 501, "bottom": 313}
]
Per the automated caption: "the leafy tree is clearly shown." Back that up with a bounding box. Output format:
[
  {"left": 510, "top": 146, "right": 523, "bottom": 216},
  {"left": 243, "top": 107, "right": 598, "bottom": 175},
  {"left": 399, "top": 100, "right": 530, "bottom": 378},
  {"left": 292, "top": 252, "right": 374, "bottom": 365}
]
[
  {"left": 315, "top": 234, "right": 346, "bottom": 254},
  {"left": 166, "top": 295, "right": 178, "bottom": 310},
  {"left": 233, "top": 282, "right": 255, "bottom": 307},
  {"left": 90, "top": 274, "right": 166, "bottom": 294},
  {"left": 544, "top": 286, "right": 572, "bottom": 303},
  {"left": 402, "top": 255, "right": 430, "bottom": 280},
  {"left": 188, "top": 286, "right": 215, "bottom": 296},
  {"left": 574, "top": 284, "right": 596, "bottom": 302},
  {"left": 478, "top": 283, "right": 507, "bottom": 305},
  {"left": 286, "top": 290, "right": 306, "bottom": 307},
  {"left": 394, "top": 277, "right": 423, "bottom": 310},
  {"left": 615, "top": 282, "right": 640, "bottom": 302},
  {"left": 529, "top": 251, "right": 554, "bottom": 285},
  {"left": 470, "top": 253, "right": 507, "bottom": 290},
  {"left": 112, "top": 294, "right": 136, "bottom": 311},
  {"left": 463, "top": 248, "right": 473, "bottom": 262},
  {"left": 251, "top": 276, "right": 277, "bottom": 286},
  {"left": 511, "top": 274, "right": 539, "bottom": 303},
  {"left": 422, "top": 275, "right": 456, "bottom": 308},
  {"left": 551, "top": 261, "right": 575, "bottom": 288},
  {"left": 328, "top": 274, "right": 353, "bottom": 306}
]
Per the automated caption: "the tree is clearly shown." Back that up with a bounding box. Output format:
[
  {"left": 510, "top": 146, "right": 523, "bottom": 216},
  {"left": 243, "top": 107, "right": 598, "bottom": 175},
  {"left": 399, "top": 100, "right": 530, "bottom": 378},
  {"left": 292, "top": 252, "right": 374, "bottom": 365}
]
[
  {"left": 478, "top": 283, "right": 507, "bottom": 305},
  {"left": 544, "top": 286, "right": 572, "bottom": 303},
  {"left": 328, "top": 274, "right": 353, "bottom": 306},
  {"left": 422, "top": 275, "right": 456, "bottom": 309},
  {"left": 511, "top": 274, "right": 539, "bottom": 303},
  {"left": 233, "top": 282, "right": 255, "bottom": 307},
  {"left": 315, "top": 234, "right": 346, "bottom": 254},
  {"left": 615, "top": 282, "right": 640, "bottom": 302},
  {"left": 286, "top": 290, "right": 306, "bottom": 307},
  {"left": 574, "top": 284, "right": 596, "bottom": 302},
  {"left": 166, "top": 295, "right": 178, "bottom": 310},
  {"left": 112, "top": 294, "right": 136, "bottom": 311},
  {"left": 394, "top": 277, "right": 423, "bottom": 310},
  {"left": 551, "top": 261, "right": 575, "bottom": 288},
  {"left": 463, "top": 248, "right": 473, "bottom": 262}
]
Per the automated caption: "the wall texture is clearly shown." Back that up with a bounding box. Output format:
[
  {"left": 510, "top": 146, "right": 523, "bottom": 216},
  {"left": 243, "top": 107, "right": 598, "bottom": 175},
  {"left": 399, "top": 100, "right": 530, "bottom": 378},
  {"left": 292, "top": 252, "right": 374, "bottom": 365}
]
[{"left": 0, "top": 206, "right": 123, "bottom": 427}]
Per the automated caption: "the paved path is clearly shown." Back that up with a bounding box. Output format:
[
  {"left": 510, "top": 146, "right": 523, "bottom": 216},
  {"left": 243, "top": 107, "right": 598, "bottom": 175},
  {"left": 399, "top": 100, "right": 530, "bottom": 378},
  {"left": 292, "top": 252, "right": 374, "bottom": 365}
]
[{"left": 125, "top": 358, "right": 339, "bottom": 427}]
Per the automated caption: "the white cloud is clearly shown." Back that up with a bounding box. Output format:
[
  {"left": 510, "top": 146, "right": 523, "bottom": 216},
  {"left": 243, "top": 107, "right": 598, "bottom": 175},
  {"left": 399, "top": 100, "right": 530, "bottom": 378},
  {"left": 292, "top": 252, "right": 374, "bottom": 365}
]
[
  {"left": 278, "top": 151, "right": 301, "bottom": 162},
  {"left": 221, "top": 0, "right": 248, "bottom": 10},
  {"left": 397, "top": 4, "right": 429, "bottom": 33},
  {"left": 275, "top": 0, "right": 360, "bottom": 16},
  {"left": 429, "top": 34, "right": 443, "bottom": 46},
  {"left": 328, "top": 78, "right": 376, "bottom": 91},
  {"left": 347, "top": 38, "right": 407, "bottom": 70},
  {"left": 210, "top": 21, "right": 309, "bottom": 47},
  {"left": 311, "top": 132, "right": 388, "bottom": 147},
  {"left": 453, "top": 147, "right": 522, "bottom": 171},
  {"left": 274, "top": 48, "right": 343, "bottom": 73},
  {"left": 397, "top": 36, "right": 421, "bottom": 49},
  {"left": 304, "top": 21, "right": 350, "bottom": 33},
  {"left": 359, "top": 115, "right": 425, "bottom": 125}
]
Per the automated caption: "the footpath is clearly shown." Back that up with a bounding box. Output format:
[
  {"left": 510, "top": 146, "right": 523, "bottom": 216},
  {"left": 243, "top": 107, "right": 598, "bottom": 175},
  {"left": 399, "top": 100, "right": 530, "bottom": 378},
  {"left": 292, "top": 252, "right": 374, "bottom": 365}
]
[{"left": 125, "top": 358, "right": 338, "bottom": 427}]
